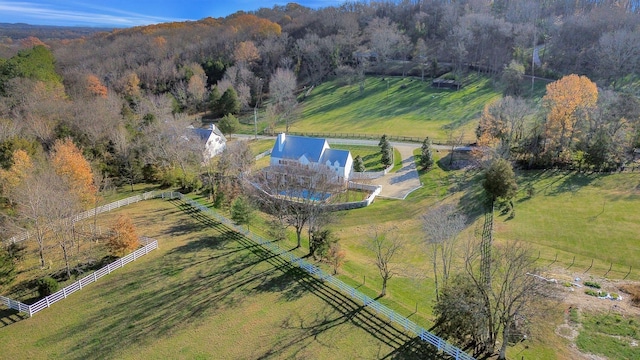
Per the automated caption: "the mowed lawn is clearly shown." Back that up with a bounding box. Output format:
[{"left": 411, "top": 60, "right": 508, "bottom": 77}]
[
  {"left": 497, "top": 171, "right": 640, "bottom": 279},
  {"left": 287, "top": 74, "right": 500, "bottom": 143},
  {"left": 0, "top": 199, "right": 432, "bottom": 359}
]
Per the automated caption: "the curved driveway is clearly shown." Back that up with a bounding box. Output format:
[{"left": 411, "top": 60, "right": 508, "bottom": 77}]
[{"left": 326, "top": 138, "right": 422, "bottom": 200}]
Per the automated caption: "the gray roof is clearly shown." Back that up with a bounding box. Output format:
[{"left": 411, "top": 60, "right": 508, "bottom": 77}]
[
  {"left": 271, "top": 135, "right": 328, "bottom": 163},
  {"left": 191, "top": 125, "right": 227, "bottom": 142}
]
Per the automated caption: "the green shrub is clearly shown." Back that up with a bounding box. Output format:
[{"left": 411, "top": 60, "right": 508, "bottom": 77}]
[
  {"left": 585, "top": 289, "right": 605, "bottom": 297},
  {"left": 584, "top": 281, "right": 601, "bottom": 289},
  {"left": 37, "top": 276, "right": 59, "bottom": 297}
]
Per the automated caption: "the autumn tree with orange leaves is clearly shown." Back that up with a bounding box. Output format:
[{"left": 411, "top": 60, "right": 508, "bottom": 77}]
[
  {"left": 85, "top": 74, "right": 108, "bottom": 98},
  {"left": 542, "top": 74, "right": 598, "bottom": 163},
  {"left": 234, "top": 41, "right": 260, "bottom": 65},
  {"left": 51, "top": 138, "right": 97, "bottom": 209},
  {"left": 106, "top": 214, "right": 139, "bottom": 256}
]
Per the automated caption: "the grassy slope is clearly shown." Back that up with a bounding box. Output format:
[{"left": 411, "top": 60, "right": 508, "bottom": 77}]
[
  {"left": 498, "top": 171, "right": 640, "bottom": 280},
  {"left": 0, "top": 199, "right": 431, "bottom": 359},
  {"left": 285, "top": 74, "right": 501, "bottom": 143}
]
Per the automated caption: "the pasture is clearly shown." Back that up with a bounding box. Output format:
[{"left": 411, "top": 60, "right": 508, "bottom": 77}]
[
  {"left": 285, "top": 74, "right": 501, "bottom": 143},
  {"left": 0, "top": 199, "right": 438, "bottom": 359}
]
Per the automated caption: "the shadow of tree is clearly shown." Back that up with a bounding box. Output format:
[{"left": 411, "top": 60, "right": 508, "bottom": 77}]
[
  {"left": 0, "top": 307, "right": 28, "bottom": 328},
  {"left": 39, "top": 199, "right": 456, "bottom": 359}
]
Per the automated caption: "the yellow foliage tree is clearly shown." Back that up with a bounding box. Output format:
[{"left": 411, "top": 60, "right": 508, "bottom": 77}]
[
  {"left": 0, "top": 149, "right": 33, "bottom": 197},
  {"left": 51, "top": 138, "right": 97, "bottom": 208},
  {"left": 0, "top": 149, "right": 33, "bottom": 191},
  {"left": 542, "top": 74, "right": 598, "bottom": 161},
  {"left": 106, "top": 215, "right": 139, "bottom": 256}
]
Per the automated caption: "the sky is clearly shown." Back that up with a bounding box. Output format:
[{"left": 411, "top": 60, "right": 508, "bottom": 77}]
[{"left": 0, "top": 0, "right": 346, "bottom": 28}]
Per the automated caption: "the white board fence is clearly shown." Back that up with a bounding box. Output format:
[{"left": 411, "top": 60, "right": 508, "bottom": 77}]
[
  {"left": 158, "top": 192, "right": 474, "bottom": 360},
  {"left": 0, "top": 239, "right": 158, "bottom": 317},
  {"left": 1, "top": 190, "right": 473, "bottom": 359}
]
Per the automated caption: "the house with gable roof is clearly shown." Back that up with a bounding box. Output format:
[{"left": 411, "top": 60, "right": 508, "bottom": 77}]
[
  {"left": 190, "top": 124, "right": 227, "bottom": 160},
  {"left": 270, "top": 133, "right": 353, "bottom": 182}
]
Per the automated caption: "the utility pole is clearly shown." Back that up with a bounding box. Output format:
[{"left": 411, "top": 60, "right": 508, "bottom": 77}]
[
  {"left": 254, "top": 78, "right": 263, "bottom": 140},
  {"left": 254, "top": 107, "right": 258, "bottom": 139}
]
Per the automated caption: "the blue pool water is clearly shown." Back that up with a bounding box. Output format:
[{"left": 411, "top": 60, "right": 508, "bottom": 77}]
[{"left": 278, "top": 189, "right": 330, "bottom": 201}]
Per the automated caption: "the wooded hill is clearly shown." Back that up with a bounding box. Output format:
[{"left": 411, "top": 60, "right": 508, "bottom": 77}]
[{"left": 0, "top": 0, "right": 640, "bottom": 203}]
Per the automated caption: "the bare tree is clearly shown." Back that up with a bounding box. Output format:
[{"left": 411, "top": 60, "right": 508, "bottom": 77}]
[
  {"left": 209, "top": 140, "right": 255, "bottom": 206},
  {"left": 268, "top": 68, "right": 298, "bottom": 132},
  {"left": 476, "top": 96, "right": 533, "bottom": 161},
  {"left": 422, "top": 203, "right": 466, "bottom": 301},
  {"left": 435, "top": 238, "right": 552, "bottom": 358},
  {"left": 9, "top": 165, "right": 56, "bottom": 268},
  {"left": 365, "top": 17, "right": 407, "bottom": 64},
  {"left": 367, "top": 228, "right": 402, "bottom": 297},
  {"left": 147, "top": 113, "right": 202, "bottom": 187},
  {"left": 249, "top": 163, "right": 343, "bottom": 250}
]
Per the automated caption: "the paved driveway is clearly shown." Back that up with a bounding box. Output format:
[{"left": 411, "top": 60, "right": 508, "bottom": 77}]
[{"left": 375, "top": 143, "right": 422, "bottom": 199}]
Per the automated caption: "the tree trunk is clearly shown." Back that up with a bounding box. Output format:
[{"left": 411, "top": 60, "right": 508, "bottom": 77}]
[
  {"left": 499, "top": 322, "right": 509, "bottom": 359},
  {"left": 295, "top": 227, "right": 302, "bottom": 249},
  {"left": 61, "top": 241, "right": 71, "bottom": 280},
  {"left": 381, "top": 276, "right": 387, "bottom": 297},
  {"left": 38, "top": 244, "right": 45, "bottom": 268},
  {"left": 432, "top": 247, "right": 439, "bottom": 302}
]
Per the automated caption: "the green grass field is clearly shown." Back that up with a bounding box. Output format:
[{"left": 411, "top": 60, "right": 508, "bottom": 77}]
[
  {"left": 5, "top": 72, "right": 640, "bottom": 359},
  {"left": 0, "top": 199, "right": 441, "bottom": 359},
  {"left": 496, "top": 171, "right": 640, "bottom": 279},
  {"left": 282, "top": 74, "right": 501, "bottom": 143},
  {"left": 575, "top": 311, "right": 640, "bottom": 359}
]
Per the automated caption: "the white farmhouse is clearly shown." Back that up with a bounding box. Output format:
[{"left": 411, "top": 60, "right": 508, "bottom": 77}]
[
  {"left": 270, "top": 133, "right": 353, "bottom": 182},
  {"left": 190, "top": 124, "right": 227, "bottom": 159}
]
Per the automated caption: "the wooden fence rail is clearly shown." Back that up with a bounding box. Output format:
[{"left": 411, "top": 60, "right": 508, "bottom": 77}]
[{"left": 0, "top": 239, "right": 158, "bottom": 317}]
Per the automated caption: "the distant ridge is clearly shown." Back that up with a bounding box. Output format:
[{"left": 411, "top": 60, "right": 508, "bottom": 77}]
[{"left": 0, "top": 23, "right": 114, "bottom": 40}]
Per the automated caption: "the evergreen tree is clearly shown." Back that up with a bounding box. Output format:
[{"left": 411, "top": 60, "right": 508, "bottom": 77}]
[
  {"left": 381, "top": 147, "right": 392, "bottom": 168},
  {"left": 219, "top": 87, "right": 240, "bottom": 115},
  {"left": 208, "top": 85, "right": 221, "bottom": 117},
  {"left": 218, "top": 113, "right": 240, "bottom": 135},
  {"left": 483, "top": 158, "right": 518, "bottom": 204},
  {"left": 353, "top": 155, "right": 365, "bottom": 172},
  {"left": 231, "top": 196, "right": 253, "bottom": 230},
  {"left": 378, "top": 134, "right": 388, "bottom": 148},
  {"left": 420, "top": 137, "right": 434, "bottom": 169},
  {"left": 379, "top": 134, "right": 392, "bottom": 168}
]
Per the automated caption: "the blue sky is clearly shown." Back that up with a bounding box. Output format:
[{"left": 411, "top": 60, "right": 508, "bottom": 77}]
[{"left": 0, "top": 1, "right": 346, "bottom": 28}]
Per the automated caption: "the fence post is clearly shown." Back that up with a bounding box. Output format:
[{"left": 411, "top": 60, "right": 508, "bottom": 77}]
[
  {"left": 78, "top": 280, "right": 82, "bottom": 290},
  {"left": 63, "top": 288, "right": 67, "bottom": 298},
  {"left": 46, "top": 297, "right": 50, "bottom": 308},
  {"left": 604, "top": 262, "right": 613, "bottom": 277},
  {"left": 584, "top": 259, "right": 594, "bottom": 273}
]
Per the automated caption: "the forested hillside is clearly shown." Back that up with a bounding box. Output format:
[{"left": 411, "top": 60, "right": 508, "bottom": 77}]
[{"left": 1, "top": 0, "right": 640, "bottom": 226}]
